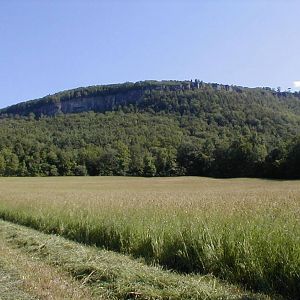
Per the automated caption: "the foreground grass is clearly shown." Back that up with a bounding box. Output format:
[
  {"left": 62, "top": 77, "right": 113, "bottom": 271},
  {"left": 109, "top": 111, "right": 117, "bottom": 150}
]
[
  {"left": 0, "top": 220, "right": 268, "bottom": 299},
  {"left": 0, "top": 231, "right": 95, "bottom": 300},
  {"left": 0, "top": 267, "right": 34, "bottom": 300},
  {"left": 0, "top": 177, "right": 299, "bottom": 298}
]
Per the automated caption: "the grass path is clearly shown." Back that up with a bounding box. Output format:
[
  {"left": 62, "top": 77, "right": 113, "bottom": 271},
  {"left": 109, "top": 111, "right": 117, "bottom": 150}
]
[
  {"left": 0, "top": 229, "right": 95, "bottom": 299},
  {"left": 0, "top": 219, "right": 272, "bottom": 300},
  {"left": 0, "top": 267, "right": 34, "bottom": 300}
]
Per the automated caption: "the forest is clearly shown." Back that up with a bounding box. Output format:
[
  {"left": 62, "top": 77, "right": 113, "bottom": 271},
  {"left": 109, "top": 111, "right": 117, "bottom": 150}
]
[{"left": 1, "top": 80, "right": 300, "bottom": 179}]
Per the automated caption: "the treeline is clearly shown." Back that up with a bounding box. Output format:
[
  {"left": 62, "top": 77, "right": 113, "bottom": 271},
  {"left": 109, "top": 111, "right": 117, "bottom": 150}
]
[
  {"left": 0, "top": 112, "right": 299, "bottom": 178},
  {"left": 0, "top": 133, "right": 299, "bottom": 179}
]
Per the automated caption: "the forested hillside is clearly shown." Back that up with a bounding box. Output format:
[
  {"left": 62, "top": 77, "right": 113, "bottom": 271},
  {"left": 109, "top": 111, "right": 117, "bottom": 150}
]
[{"left": 1, "top": 80, "right": 300, "bottom": 178}]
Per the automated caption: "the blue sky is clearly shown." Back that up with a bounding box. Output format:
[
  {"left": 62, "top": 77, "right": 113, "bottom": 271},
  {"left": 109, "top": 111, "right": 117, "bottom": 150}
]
[{"left": 0, "top": 0, "right": 299, "bottom": 108}]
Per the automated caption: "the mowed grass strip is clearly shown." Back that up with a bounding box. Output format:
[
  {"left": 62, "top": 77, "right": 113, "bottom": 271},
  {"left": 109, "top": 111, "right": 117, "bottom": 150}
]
[
  {"left": 0, "top": 233, "right": 96, "bottom": 300},
  {"left": 0, "top": 220, "right": 270, "bottom": 300},
  {"left": 0, "top": 267, "right": 34, "bottom": 300},
  {"left": 0, "top": 177, "right": 299, "bottom": 298}
]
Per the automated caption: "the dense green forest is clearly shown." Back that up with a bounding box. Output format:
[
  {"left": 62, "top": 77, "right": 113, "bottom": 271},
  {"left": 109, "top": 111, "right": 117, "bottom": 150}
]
[{"left": 1, "top": 80, "right": 300, "bottom": 178}]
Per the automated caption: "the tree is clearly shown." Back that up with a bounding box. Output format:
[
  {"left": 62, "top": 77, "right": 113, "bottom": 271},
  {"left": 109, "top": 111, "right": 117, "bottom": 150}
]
[
  {"left": 0, "top": 154, "right": 6, "bottom": 176},
  {"left": 57, "top": 151, "right": 75, "bottom": 176},
  {"left": 114, "top": 141, "right": 131, "bottom": 175},
  {"left": 129, "top": 144, "right": 145, "bottom": 176},
  {"left": 18, "top": 160, "right": 29, "bottom": 176},
  {"left": 264, "top": 146, "right": 286, "bottom": 178},
  {"left": 98, "top": 148, "right": 119, "bottom": 176},
  {"left": 143, "top": 154, "right": 156, "bottom": 177},
  {"left": 152, "top": 147, "right": 177, "bottom": 176},
  {"left": 74, "top": 165, "right": 88, "bottom": 176},
  {"left": 1, "top": 149, "right": 19, "bottom": 176},
  {"left": 80, "top": 147, "right": 103, "bottom": 176},
  {"left": 49, "top": 165, "right": 59, "bottom": 176},
  {"left": 283, "top": 139, "right": 300, "bottom": 178},
  {"left": 177, "top": 143, "right": 210, "bottom": 176}
]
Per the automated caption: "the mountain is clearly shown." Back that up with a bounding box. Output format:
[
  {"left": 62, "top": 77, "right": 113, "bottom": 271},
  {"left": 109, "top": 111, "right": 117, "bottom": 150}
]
[
  {"left": 2, "top": 80, "right": 300, "bottom": 117},
  {"left": 0, "top": 80, "right": 300, "bottom": 179}
]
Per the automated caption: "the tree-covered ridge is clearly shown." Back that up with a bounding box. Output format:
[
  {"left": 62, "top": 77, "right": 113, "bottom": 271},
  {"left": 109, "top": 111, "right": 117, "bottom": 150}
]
[
  {"left": 1, "top": 80, "right": 300, "bottom": 117},
  {"left": 0, "top": 80, "right": 194, "bottom": 116},
  {"left": 1, "top": 80, "right": 300, "bottom": 178}
]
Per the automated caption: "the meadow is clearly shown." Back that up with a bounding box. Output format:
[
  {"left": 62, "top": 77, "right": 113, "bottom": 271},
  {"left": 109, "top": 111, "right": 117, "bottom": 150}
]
[{"left": 0, "top": 177, "right": 299, "bottom": 298}]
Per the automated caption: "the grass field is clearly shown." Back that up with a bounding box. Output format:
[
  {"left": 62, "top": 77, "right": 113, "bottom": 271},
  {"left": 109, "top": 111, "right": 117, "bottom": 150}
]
[
  {"left": 0, "top": 177, "right": 299, "bottom": 298},
  {"left": 1, "top": 220, "right": 268, "bottom": 300}
]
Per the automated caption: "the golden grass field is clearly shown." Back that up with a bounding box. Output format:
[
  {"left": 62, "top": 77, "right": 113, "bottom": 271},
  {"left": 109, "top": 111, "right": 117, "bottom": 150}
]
[
  {"left": 0, "top": 176, "right": 299, "bottom": 298},
  {"left": 1, "top": 176, "right": 299, "bottom": 217}
]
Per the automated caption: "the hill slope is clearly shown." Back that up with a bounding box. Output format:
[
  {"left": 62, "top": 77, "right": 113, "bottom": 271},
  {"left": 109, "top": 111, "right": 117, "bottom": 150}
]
[
  {"left": 2, "top": 80, "right": 300, "bottom": 117},
  {"left": 1, "top": 80, "right": 300, "bottom": 178}
]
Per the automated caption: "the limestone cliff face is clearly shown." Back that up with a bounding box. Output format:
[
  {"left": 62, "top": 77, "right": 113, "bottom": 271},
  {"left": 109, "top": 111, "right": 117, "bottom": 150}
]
[
  {"left": 4, "top": 88, "right": 147, "bottom": 117},
  {"left": 60, "top": 89, "right": 145, "bottom": 114}
]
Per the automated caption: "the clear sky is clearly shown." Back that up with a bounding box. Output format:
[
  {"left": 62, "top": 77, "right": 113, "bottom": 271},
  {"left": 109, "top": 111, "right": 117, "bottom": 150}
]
[{"left": 0, "top": 0, "right": 299, "bottom": 108}]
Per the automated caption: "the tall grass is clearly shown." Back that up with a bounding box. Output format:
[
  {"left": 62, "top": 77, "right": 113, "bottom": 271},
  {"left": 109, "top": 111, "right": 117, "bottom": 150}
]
[{"left": 0, "top": 177, "right": 299, "bottom": 298}]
